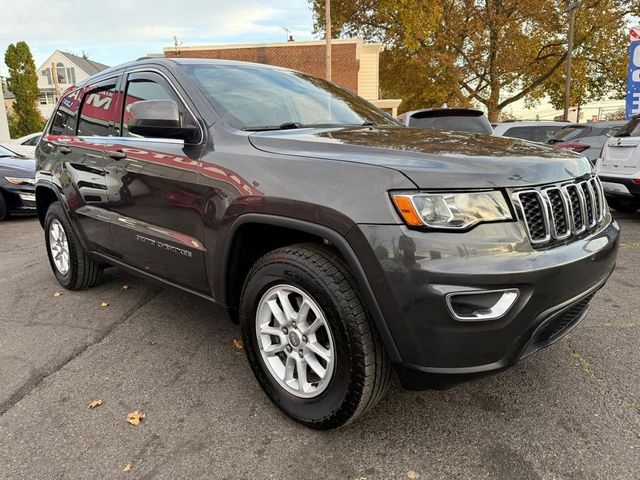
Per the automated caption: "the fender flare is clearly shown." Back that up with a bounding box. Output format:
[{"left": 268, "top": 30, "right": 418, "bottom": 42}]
[{"left": 223, "top": 213, "right": 402, "bottom": 363}]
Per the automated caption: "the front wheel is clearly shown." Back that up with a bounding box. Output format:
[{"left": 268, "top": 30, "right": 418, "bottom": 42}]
[
  {"left": 44, "top": 201, "right": 103, "bottom": 289},
  {"left": 239, "top": 244, "right": 392, "bottom": 429}
]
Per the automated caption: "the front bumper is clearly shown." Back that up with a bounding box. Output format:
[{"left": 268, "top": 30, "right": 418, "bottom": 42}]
[
  {"left": 349, "top": 216, "right": 619, "bottom": 389},
  {"left": 1, "top": 184, "right": 37, "bottom": 214}
]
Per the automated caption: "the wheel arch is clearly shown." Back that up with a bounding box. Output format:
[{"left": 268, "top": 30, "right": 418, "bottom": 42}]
[
  {"left": 35, "top": 184, "right": 61, "bottom": 227},
  {"left": 221, "top": 213, "right": 402, "bottom": 363}
]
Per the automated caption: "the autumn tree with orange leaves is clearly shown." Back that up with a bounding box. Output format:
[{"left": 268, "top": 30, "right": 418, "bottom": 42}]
[{"left": 311, "top": 0, "right": 640, "bottom": 121}]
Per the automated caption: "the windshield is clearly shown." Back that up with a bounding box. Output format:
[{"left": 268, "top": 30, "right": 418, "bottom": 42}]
[
  {"left": 408, "top": 114, "right": 492, "bottom": 134},
  {"left": 548, "top": 125, "right": 588, "bottom": 143},
  {"left": 615, "top": 117, "right": 640, "bottom": 138},
  {"left": 181, "top": 64, "right": 399, "bottom": 130},
  {"left": 0, "top": 145, "right": 18, "bottom": 157}
]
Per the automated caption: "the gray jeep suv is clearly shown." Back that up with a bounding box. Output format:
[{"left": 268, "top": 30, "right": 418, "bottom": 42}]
[{"left": 35, "top": 58, "right": 619, "bottom": 429}]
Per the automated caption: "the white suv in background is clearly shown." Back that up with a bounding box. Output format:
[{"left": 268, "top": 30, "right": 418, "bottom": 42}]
[{"left": 596, "top": 115, "right": 640, "bottom": 213}]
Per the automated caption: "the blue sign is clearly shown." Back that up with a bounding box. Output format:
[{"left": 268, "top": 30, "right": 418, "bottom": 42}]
[{"left": 626, "top": 40, "right": 640, "bottom": 119}]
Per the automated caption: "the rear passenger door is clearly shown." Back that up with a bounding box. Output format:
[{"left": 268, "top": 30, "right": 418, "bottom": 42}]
[
  {"left": 43, "top": 79, "right": 121, "bottom": 253},
  {"left": 103, "top": 69, "right": 209, "bottom": 292}
]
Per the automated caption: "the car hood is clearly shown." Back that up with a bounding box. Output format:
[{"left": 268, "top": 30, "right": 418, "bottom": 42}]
[
  {"left": 0, "top": 157, "right": 36, "bottom": 178},
  {"left": 248, "top": 126, "right": 592, "bottom": 188}
]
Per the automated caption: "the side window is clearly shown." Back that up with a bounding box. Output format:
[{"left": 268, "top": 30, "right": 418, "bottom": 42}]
[
  {"left": 122, "top": 74, "right": 196, "bottom": 138},
  {"left": 77, "top": 84, "right": 118, "bottom": 137},
  {"left": 49, "top": 91, "right": 80, "bottom": 136}
]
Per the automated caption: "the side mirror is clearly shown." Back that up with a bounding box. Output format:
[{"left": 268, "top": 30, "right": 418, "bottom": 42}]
[{"left": 127, "top": 100, "right": 198, "bottom": 142}]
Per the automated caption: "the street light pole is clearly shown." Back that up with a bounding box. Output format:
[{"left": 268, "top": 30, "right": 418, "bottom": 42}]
[
  {"left": 325, "top": 0, "right": 332, "bottom": 81},
  {"left": 563, "top": 1, "right": 580, "bottom": 121}
]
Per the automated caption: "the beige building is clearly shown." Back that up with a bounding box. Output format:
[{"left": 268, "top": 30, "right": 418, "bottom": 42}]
[
  {"left": 163, "top": 38, "right": 402, "bottom": 116},
  {"left": 35, "top": 51, "right": 109, "bottom": 118}
]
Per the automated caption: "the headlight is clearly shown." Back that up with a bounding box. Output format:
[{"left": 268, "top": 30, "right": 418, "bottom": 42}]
[
  {"left": 391, "top": 191, "right": 512, "bottom": 229},
  {"left": 4, "top": 177, "right": 35, "bottom": 186}
]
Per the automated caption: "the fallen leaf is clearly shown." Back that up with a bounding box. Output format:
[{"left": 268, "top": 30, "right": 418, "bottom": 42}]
[
  {"left": 233, "top": 339, "right": 244, "bottom": 351},
  {"left": 407, "top": 472, "right": 420, "bottom": 479},
  {"left": 53, "top": 292, "right": 63, "bottom": 297},
  {"left": 100, "top": 302, "right": 109, "bottom": 308},
  {"left": 88, "top": 399, "right": 103, "bottom": 409},
  {"left": 121, "top": 285, "right": 129, "bottom": 290},
  {"left": 126, "top": 410, "right": 145, "bottom": 426},
  {"left": 123, "top": 463, "right": 133, "bottom": 472}
]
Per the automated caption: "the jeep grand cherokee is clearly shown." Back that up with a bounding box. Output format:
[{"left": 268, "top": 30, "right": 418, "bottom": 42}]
[{"left": 35, "top": 58, "right": 619, "bottom": 429}]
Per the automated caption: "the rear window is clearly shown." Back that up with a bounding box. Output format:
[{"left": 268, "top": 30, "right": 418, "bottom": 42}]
[
  {"left": 502, "top": 126, "right": 563, "bottom": 143},
  {"left": 615, "top": 117, "right": 640, "bottom": 138},
  {"left": 408, "top": 113, "right": 492, "bottom": 134},
  {"left": 548, "top": 125, "right": 588, "bottom": 143}
]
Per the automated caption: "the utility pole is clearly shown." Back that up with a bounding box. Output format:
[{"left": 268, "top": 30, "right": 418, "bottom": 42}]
[
  {"left": 325, "top": 0, "right": 332, "bottom": 81},
  {"left": 563, "top": 1, "right": 580, "bottom": 121}
]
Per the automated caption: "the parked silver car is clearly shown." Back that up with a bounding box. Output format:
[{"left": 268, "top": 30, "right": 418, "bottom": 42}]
[{"left": 548, "top": 122, "right": 625, "bottom": 163}]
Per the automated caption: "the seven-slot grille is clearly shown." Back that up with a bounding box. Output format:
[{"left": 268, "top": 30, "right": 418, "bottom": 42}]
[{"left": 514, "top": 176, "right": 606, "bottom": 246}]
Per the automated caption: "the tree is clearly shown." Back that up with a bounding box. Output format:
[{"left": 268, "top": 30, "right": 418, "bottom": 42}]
[
  {"left": 4, "top": 41, "right": 44, "bottom": 137},
  {"left": 311, "top": 1, "right": 640, "bottom": 121}
]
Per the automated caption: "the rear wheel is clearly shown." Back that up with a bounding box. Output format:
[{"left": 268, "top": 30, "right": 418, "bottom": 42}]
[
  {"left": 44, "top": 201, "right": 103, "bottom": 289},
  {"left": 240, "top": 244, "right": 391, "bottom": 429},
  {"left": 0, "top": 191, "right": 7, "bottom": 221},
  {"left": 608, "top": 197, "right": 640, "bottom": 213}
]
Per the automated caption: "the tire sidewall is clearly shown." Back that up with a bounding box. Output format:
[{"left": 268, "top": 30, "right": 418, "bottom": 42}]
[{"left": 241, "top": 259, "right": 364, "bottom": 425}]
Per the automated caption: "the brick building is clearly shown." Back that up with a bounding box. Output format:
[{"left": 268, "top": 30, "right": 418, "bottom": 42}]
[{"left": 163, "top": 38, "right": 401, "bottom": 116}]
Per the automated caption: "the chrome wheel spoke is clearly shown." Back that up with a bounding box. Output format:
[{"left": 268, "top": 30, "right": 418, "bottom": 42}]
[
  {"left": 284, "top": 355, "right": 296, "bottom": 383},
  {"left": 305, "top": 353, "right": 327, "bottom": 380},
  {"left": 276, "top": 290, "right": 296, "bottom": 322},
  {"left": 304, "top": 317, "right": 324, "bottom": 335},
  {"left": 267, "top": 299, "right": 287, "bottom": 326},
  {"left": 307, "top": 341, "right": 331, "bottom": 362},
  {"left": 295, "top": 356, "right": 308, "bottom": 392}
]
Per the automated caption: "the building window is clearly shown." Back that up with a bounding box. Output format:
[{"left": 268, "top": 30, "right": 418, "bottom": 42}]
[
  {"left": 42, "top": 68, "right": 52, "bottom": 85},
  {"left": 56, "top": 62, "right": 67, "bottom": 84},
  {"left": 66, "top": 67, "right": 76, "bottom": 84}
]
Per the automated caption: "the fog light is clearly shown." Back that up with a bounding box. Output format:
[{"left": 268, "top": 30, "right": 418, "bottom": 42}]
[{"left": 446, "top": 289, "right": 519, "bottom": 322}]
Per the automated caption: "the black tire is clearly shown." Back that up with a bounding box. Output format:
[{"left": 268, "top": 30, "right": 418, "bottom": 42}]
[
  {"left": 0, "top": 190, "right": 8, "bottom": 221},
  {"left": 44, "top": 201, "right": 103, "bottom": 289},
  {"left": 608, "top": 197, "right": 640, "bottom": 213},
  {"left": 239, "top": 243, "right": 392, "bottom": 429}
]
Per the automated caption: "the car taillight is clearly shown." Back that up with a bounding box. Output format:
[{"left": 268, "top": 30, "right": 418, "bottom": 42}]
[
  {"left": 557, "top": 141, "right": 590, "bottom": 153},
  {"left": 633, "top": 178, "right": 640, "bottom": 185}
]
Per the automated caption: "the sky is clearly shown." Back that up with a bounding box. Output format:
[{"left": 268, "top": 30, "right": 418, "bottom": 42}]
[
  {"left": 0, "top": 1, "right": 632, "bottom": 119},
  {"left": 0, "top": 0, "right": 317, "bottom": 76}
]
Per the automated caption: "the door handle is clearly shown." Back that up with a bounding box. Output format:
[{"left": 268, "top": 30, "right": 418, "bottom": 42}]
[
  {"left": 107, "top": 150, "right": 127, "bottom": 161},
  {"left": 58, "top": 146, "right": 72, "bottom": 155}
]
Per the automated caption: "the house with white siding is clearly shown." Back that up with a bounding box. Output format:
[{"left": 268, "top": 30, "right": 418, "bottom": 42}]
[{"left": 35, "top": 51, "right": 109, "bottom": 118}]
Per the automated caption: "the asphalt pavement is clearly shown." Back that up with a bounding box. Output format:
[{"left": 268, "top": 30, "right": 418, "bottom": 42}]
[{"left": 0, "top": 214, "right": 638, "bottom": 479}]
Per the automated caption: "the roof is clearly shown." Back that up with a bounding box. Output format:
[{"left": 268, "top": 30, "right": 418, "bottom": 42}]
[
  {"left": 75, "top": 57, "right": 293, "bottom": 88},
  {"left": 59, "top": 51, "right": 109, "bottom": 75},
  {"left": 162, "top": 38, "right": 376, "bottom": 53}
]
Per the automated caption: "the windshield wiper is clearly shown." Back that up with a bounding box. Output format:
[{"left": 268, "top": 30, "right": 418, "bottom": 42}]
[
  {"left": 242, "top": 122, "right": 304, "bottom": 132},
  {"left": 243, "top": 122, "right": 381, "bottom": 132}
]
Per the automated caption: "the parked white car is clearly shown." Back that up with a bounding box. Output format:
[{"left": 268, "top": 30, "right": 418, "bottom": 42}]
[
  {"left": 595, "top": 115, "right": 640, "bottom": 213},
  {"left": 1, "top": 132, "right": 42, "bottom": 158},
  {"left": 493, "top": 121, "right": 569, "bottom": 143}
]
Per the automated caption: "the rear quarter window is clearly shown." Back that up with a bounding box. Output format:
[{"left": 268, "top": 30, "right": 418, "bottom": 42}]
[{"left": 49, "top": 91, "right": 81, "bottom": 136}]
